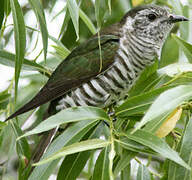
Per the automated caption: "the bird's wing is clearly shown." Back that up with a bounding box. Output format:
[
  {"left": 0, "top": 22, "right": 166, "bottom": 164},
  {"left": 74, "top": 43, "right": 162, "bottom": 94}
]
[{"left": 6, "top": 35, "right": 119, "bottom": 120}]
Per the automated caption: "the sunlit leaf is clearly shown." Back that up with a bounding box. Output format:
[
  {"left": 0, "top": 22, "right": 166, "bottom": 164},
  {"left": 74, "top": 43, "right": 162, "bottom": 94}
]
[
  {"left": 125, "top": 129, "right": 190, "bottom": 170},
  {"left": 0, "top": 0, "right": 4, "bottom": 30},
  {"left": 132, "top": 0, "right": 144, "bottom": 7},
  {"left": 10, "top": 0, "right": 26, "bottom": 100},
  {"left": 160, "top": 36, "right": 179, "bottom": 68},
  {"left": 133, "top": 85, "right": 192, "bottom": 133},
  {"left": 0, "top": 50, "right": 51, "bottom": 76},
  {"left": 57, "top": 122, "right": 103, "bottom": 180},
  {"left": 28, "top": 120, "right": 98, "bottom": 180},
  {"left": 116, "top": 86, "right": 172, "bottom": 117},
  {"left": 155, "top": 107, "right": 182, "bottom": 138},
  {"left": 51, "top": 45, "right": 70, "bottom": 59},
  {"left": 67, "top": 0, "right": 79, "bottom": 40},
  {"left": 168, "top": 118, "right": 192, "bottom": 180},
  {"left": 158, "top": 63, "right": 192, "bottom": 77},
  {"left": 34, "top": 139, "right": 109, "bottom": 166},
  {"left": 95, "top": 0, "right": 107, "bottom": 28},
  {"left": 79, "top": 9, "right": 97, "bottom": 35},
  {"left": 28, "top": 0, "right": 48, "bottom": 62},
  {"left": 114, "top": 150, "right": 136, "bottom": 177},
  {"left": 4, "top": 0, "right": 11, "bottom": 16},
  {"left": 92, "top": 147, "right": 110, "bottom": 180},
  {"left": 172, "top": 34, "right": 192, "bottom": 63},
  {"left": 18, "top": 106, "right": 109, "bottom": 139},
  {"left": 137, "top": 164, "right": 151, "bottom": 180}
]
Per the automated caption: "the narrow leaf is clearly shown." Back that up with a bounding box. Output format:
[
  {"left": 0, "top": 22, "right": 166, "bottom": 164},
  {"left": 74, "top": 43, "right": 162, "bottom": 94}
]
[
  {"left": 155, "top": 107, "right": 182, "bottom": 138},
  {"left": 160, "top": 36, "right": 179, "bottom": 67},
  {"left": 125, "top": 129, "right": 190, "bottom": 170},
  {"left": 116, "top": 86, "right": 171, "bottom": 117},
  {"left": 67, "top": 0, "right": 79, "bottom": 40},
  {"left": 79, "top": 9, "right": 97, "bottom": 35},
  {"left": 10, "top": 121, "right": 31, "bottom": 159},
  {"left": 57, "top": 122, "right": 103, "bottom": 180},
  {"left": 169, "top": 119, "right": 192, "bottom": 180},
  {"left": 137, "top": 164, "right": 151, "bottom": 180},
  {"left": 92, "top": 146, "right": 110, "bottom": 180},
  {"left": 0, "top": 50, "right": 51, "bottom": 76},
  {"left": 95, "top": 0, "right": 107, "bottom": 28},
  {"left": 28, "top": 0, "right": 48, "bottom": 62},
  {"left": 158, "top": 63, "right": 192, "bottom": 77},
  {"left": 172, "top": 34, "right": 192, "bottom": 63},
  {"left": 0, "top": 0, "right": 4, "bottom": 30},
  {"left": 133, "top": 85, "right": 192, "bottom": 133},
  {"left": 114, "top": 150, "right": 136, "bottom": 177},
  {"left": 18, "top": 106, "right": 109, "bottom": 139},
  {"left": 51, "top": 45, "right": 70, "bottom": 59},
  {"left": 28, "top": 120, "right": 98, "bottom": 180},
  {"left": 10, "top": 0, "right": 26, "bottom": 100},
  {"left": 33, "top": 139, "right": 109, "bottom": 166}
]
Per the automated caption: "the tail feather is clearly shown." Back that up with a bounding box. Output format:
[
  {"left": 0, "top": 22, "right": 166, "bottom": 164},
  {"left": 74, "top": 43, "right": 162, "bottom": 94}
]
[{"left": 5, "top": 86, "right": 58, "bottom": 121}]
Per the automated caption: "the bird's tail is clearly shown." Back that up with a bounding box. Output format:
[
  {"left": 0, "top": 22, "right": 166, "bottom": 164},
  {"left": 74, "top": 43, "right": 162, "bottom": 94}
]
[{"left": 28, "top": 99, "right": 59, "bottom": 173}]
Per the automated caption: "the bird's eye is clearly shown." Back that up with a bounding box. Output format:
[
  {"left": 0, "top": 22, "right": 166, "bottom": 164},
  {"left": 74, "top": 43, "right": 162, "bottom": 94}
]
[{"left": 148, "top": 13, "right": 157, "bottom": 21}]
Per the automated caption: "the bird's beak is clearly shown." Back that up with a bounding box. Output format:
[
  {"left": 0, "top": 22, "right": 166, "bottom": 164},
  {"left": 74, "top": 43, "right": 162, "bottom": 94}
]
[{"left": 168, "top": 14, "right": 189, "bottom": 23}]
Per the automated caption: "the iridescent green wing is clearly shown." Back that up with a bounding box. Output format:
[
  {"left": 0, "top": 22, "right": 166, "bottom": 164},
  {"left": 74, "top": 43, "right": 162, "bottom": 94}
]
[{"left": 7, "top": 35, "right": 119, "bottom": 120}]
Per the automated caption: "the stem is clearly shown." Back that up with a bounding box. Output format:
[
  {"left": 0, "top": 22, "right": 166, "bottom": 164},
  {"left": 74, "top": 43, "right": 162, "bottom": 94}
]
[
  {"left": 108, "top": 116, "right": 115, "bottom": 180},
  {"left": 0, "top": 15, "right": 8, "bottom": 41}
]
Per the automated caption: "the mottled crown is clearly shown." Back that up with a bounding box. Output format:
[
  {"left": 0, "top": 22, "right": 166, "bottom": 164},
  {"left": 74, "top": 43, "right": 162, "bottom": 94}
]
[{"left": 120, "top": 5, "right": 174, "bottom": 58}]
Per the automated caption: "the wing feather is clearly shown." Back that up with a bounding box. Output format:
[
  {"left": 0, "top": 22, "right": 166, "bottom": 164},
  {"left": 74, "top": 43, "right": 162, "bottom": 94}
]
[{"left": 6, "top": 35, "right": 119, "bottom": 120}]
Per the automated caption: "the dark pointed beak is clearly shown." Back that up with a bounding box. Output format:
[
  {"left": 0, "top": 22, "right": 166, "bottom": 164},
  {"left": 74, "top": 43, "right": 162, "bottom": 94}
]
[{"left": 168, "top": 14, "right": 189, "bottom": 23}]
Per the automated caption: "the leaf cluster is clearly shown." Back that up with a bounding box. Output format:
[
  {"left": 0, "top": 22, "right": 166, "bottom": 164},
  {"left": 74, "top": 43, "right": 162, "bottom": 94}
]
[{"left": 0, "top": 0, "right": 192, "bottom": 179}]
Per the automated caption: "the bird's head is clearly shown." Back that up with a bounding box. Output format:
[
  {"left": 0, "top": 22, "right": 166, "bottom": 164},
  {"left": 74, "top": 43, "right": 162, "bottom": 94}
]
[{"left": 121, "top": 5, "right": 188, "bottom": 48}]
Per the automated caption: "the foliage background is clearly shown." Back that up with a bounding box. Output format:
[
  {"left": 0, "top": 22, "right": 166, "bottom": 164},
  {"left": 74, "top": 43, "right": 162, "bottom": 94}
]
[{"left": 0, "top": 0, "right": 192, "bottom": 179}]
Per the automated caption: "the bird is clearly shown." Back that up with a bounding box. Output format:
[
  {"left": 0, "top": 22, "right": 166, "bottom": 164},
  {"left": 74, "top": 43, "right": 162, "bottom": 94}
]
[{"left": 5, "top": 5, "right": 188, "bottom": 162}]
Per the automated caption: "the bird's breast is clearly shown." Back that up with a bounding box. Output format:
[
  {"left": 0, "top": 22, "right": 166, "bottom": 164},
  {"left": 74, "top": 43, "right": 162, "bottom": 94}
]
[{"left": 56, "top": 45, "right": 154, "bottom": 111}]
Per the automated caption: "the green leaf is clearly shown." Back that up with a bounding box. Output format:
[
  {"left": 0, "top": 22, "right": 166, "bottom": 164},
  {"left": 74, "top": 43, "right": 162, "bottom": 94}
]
[
  {"left": 133, "top": 85, "right": 192, "bottom": 133},
  {"left": 18, "top": 106, "right": 109, "bottom": 139},
  {"left": 108, "top": 0, "right": 111, "bottom": 14},
  {"left": 117, "top": 138, "right": 156, "bottom": 155},
  {"left": 59, "top": 8, "right": 70, "bottom": 39},
  {"left": 51, "top": 45, "right": 70, "bottom": 59},
  {"left": 121, "top": 164, "right": 131, "bottom": 180},
  {"left": 10, "top": 0, "right": 26, "bottom": 100},
  {"left": 10, "top": 121, "right": 31, "bottom": 159},
  {"left": 124, "top": 129, "right": 190, "bottom": 170},
  {"left": 0, "top": 90, "right": 10, "bottom": 103},
  {"left": 168, "top": 0, "right": 182, "bottom": 15},
  {"left": 168, "top": 119, "right": 192, "bottom": 180},
  {"left": 0, "top": 0, "right": 4, "bottom": 30},
  {"left": 0, "top": 50, "right": 51, "bottom": 76},
  {"left": 28, "top": 120, "right": 98, "bottom": 180},
  {"left": 67, "top": 0, "right": 79, "bottom": 40},
  {"left": 116, "top": 86, "right": 172, "bottom": 117},
  {"left": 92, "top": 146, "right": 110, "bottom": 180},
  {"left": 160, "top": 35, "right": 179, "bottom": 68},
  {"left": 137, "top": 164, "right": 151, "bottom": 180},
  {"left": 158, "top": 63, "right": 192, "bottom": 77},
  {"left": 128, "top": 60, "right": 159, "bottom": 97},
  {"left": 114, "top": 150, "right": 136, "bottom": 177},
  {"left": 10, "top": 121, "right": 31, "bottom": 179},
  {"left": 79, "top": 9, "right": 97, "bottom": 35},
  {"left": 33, "top": 139, "right": 109, "bottom": 166},
  {"left": 57, "top": 152, "right": 91, "bottom": 180},
  {"left": 172, "top": 34, "right": 192, "bottom": 63},
  {"left": 0, "top": 122, "right": 6, "bottom": 129},
  {"left": 28, "top": 0, "right": 48, "bottom": 62},
  {"left": 49, "top": 35, "right": 70, "bottom": 56},
  {"left": 95, "top": 0, "right": 107, "bottom": 28},
  {"left": 4, "top": 0, "right": 11, "bottom": 16},
  {"left": 57, "top": 122, "right": 103, "bottom": 180}
]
